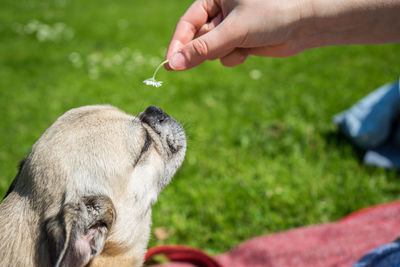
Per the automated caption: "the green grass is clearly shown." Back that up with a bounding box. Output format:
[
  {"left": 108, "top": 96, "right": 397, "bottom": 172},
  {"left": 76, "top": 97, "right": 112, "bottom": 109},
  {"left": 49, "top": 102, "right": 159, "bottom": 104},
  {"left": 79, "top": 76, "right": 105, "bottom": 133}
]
[{"left": 1, "top": 0, "right": 400, "bottom": 255}]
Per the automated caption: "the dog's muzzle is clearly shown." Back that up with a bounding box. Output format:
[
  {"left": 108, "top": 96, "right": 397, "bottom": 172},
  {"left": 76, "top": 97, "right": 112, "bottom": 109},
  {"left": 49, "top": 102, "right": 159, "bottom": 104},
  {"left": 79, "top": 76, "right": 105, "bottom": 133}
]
[{"left": 139, "top": 106, "right": 185, "bottom": 155}]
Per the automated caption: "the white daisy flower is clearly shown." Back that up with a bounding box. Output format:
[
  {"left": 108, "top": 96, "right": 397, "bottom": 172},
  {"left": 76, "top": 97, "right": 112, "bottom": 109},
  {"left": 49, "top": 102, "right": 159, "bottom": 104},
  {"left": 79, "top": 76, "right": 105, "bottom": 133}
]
[
  {"left": 143, "top": 59, "right": 169, "bottom": 87},
  {"left": 143, "top": 78, "right": 163, "bottom": 87}
]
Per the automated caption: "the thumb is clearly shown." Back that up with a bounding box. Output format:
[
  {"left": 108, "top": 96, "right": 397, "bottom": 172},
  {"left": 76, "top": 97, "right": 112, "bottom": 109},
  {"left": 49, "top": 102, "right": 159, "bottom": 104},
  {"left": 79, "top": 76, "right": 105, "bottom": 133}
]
[{"left": 168, "top": 17, "right": 241, "bottom": 71}]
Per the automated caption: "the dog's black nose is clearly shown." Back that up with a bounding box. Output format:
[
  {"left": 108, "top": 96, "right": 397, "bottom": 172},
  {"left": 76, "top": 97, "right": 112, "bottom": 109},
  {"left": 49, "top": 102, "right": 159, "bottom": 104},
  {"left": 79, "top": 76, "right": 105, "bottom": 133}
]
[
  {"left": 143, "top": 106, "right": 167, "bottom": 122},
  {"left": 140, "top": 106, "right": 170, "bottom": 128}
]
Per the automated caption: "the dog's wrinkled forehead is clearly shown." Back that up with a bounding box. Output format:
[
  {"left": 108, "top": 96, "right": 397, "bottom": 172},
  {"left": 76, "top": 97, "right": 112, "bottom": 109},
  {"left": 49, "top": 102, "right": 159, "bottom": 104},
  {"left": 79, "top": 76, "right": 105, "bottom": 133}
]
[{"left": 32, "top": 105, "right": 146, "bottom": 171}]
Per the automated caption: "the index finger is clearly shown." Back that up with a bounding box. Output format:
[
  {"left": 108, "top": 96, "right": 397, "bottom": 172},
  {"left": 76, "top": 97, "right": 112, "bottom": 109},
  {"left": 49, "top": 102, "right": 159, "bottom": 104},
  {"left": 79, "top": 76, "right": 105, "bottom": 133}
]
[{"left": 166, "top": 0, "right": 221, "bottom": 60}]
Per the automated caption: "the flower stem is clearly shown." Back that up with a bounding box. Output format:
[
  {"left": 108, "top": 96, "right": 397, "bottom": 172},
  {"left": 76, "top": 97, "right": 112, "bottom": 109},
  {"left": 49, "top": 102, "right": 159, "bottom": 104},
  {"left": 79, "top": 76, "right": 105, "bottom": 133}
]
[{"left": 152, "top": 59, "right": 169, "bottom": 80}]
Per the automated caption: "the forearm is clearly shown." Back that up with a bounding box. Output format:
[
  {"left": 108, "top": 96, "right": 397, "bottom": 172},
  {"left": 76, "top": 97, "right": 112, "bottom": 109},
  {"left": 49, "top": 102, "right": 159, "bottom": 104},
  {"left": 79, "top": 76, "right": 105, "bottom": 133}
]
[{"left": 298, "top": 0, "right": 400, "bottom": 50}]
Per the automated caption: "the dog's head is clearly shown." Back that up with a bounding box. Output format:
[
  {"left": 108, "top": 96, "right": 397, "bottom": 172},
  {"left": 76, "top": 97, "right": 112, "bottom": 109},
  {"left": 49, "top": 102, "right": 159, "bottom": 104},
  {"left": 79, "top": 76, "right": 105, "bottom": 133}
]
[{"left": 10, "top": 105, "right": 186, "bottom": 266}]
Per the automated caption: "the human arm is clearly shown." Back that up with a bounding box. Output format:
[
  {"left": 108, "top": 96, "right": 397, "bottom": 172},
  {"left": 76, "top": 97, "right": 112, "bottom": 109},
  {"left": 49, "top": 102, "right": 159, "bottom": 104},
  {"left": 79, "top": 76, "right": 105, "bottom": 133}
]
[{"left": 166, "top": 0, "right": 400, "bottom": 71}]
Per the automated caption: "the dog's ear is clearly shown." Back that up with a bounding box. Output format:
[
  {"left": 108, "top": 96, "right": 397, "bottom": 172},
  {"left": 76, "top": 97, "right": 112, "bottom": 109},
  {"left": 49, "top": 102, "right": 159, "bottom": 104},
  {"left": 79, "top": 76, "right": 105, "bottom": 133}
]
[{"left": 45, "top": 195, "right": 116, "bottom": 267}]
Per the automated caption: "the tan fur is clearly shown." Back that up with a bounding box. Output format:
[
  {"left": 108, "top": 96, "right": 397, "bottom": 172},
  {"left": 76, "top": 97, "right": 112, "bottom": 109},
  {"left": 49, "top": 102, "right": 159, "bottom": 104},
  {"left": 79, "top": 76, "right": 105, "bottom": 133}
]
[
  {"left": 0, "top": 105, "right": 186, "bottom": 267},
  {"left": 90, "top": 253, "right": 140, "bottom": 267}
]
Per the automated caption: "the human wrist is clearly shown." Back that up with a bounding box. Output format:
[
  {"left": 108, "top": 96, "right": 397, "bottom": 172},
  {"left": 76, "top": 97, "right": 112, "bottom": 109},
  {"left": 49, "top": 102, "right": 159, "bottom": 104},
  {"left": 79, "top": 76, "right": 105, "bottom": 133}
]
[
  {"left": 301, "top": 0, "right": 365, "bottom": 48},
  {"left": 286, "top": 0, "right": 320, "bottom": 53},
  {"left": 296, "top": 0, "right": 400, "bottom": 50}
]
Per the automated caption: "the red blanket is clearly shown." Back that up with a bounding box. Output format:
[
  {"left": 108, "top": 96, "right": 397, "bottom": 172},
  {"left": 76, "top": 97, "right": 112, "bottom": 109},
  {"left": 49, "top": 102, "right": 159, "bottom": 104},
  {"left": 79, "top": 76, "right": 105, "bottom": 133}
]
[{"left": 146, "top": 200, "right": 400, "bottom": 267}]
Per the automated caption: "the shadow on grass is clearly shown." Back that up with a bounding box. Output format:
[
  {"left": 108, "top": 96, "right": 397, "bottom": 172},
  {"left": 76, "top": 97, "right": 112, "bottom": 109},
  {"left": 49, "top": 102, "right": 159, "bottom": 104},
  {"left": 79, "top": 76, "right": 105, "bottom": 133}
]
[
  {"left": 323, "top": 129, "right": 400, "bottom": 177},
  {"left": 323, "top": 130, "right": 365, "bottom": 161}
]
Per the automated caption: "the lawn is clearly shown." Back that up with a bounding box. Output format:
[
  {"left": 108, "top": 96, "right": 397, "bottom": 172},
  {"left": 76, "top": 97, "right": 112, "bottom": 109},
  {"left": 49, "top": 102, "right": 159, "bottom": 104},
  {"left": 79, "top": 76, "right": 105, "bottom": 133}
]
[{"left": 1, "top": 0, "right": 400, "bottom": 256}]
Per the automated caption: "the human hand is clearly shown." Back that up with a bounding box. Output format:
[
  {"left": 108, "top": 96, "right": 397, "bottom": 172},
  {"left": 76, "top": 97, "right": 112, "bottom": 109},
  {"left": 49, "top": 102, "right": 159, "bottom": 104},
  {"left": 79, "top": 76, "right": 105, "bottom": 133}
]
[{"left": 166, "top": 0, "right": 313, "bottom": 70}]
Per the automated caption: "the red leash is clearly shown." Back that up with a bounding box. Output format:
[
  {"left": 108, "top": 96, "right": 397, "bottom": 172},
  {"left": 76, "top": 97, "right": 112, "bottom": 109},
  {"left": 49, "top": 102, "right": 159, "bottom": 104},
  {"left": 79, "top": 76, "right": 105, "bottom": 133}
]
[{"left": 145, "top": 245, "right": 222, "bottom": 267}]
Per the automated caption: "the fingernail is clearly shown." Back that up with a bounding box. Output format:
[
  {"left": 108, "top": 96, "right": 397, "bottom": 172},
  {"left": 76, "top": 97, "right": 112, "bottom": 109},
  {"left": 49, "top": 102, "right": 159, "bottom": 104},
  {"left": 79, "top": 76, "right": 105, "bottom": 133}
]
[
  {"left": 170, "top": 40, "right": 183, "bottom": 55},
  {"left": 169, "top": 53, "right": 187, "bottom": 71}
]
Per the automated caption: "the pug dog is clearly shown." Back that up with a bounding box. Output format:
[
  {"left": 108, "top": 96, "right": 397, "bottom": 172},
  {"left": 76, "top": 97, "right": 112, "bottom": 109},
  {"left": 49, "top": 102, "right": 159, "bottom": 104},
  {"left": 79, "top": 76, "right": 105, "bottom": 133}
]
[{"left": 0, "top": 105, "right": 186, "bottom": 267}]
